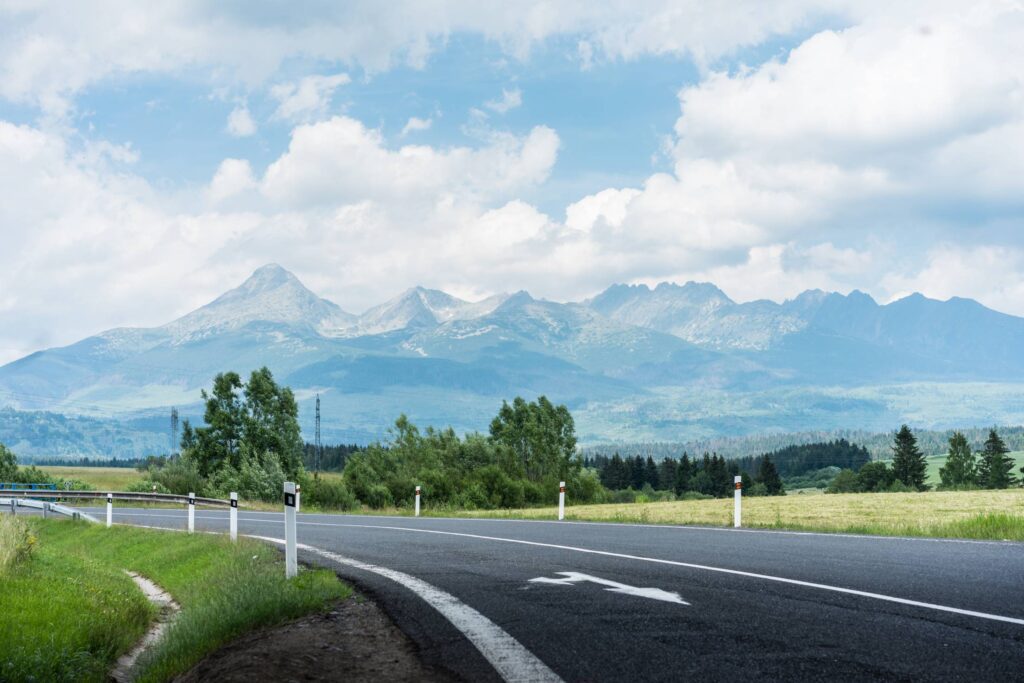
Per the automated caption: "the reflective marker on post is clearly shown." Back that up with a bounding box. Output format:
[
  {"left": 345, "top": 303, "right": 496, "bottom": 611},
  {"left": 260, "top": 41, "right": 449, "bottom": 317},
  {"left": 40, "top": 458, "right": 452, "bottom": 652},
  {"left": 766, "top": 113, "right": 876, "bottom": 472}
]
[
  {"left": 106, "top": 493, "right": 113, "bottom": 528},
  {"left": 733, "top": 476, "right": 742, "bottom": 528},
  {"left": 558, "top": 481, "right": 566, "bottom": 521},
  {"left": 283, "top": 481, "right": 298, "bottom": 579},
  {"left": 229, "top": 492, "right": 238, "bottom": 542},
  {"left": 415, "top": 485, "right": 421, "bottom": 517},
  {"left": 187, "top": 492, "right": 195, "bottom": 534},
  {"left": 295, "top": 484, "right": 301, "bottom": 513}
]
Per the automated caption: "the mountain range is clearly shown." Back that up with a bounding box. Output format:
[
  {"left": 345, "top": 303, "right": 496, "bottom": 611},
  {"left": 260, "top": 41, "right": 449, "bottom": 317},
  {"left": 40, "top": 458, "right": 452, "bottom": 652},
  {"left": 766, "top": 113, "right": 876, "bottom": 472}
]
[{"left": 2, "top": 264, "right": 1024, "bottom": 457}]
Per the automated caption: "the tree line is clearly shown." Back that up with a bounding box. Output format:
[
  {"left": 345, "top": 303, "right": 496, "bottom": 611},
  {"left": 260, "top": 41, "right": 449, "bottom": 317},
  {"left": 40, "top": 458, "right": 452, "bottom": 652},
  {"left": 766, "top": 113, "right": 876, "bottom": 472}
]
[
  {"left": 591, "top": 452, "right": 784, "bottom": 497},
  {"left": 827, "top": 425, "right": 1021, "bottom": 493}
]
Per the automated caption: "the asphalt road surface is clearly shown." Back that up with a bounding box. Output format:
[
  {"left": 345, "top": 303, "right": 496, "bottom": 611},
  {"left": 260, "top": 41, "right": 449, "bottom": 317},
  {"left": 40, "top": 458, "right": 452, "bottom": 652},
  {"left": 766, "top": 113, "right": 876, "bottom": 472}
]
[{"left": 74, "top": 507, "right": 1024, "bottom": 681}]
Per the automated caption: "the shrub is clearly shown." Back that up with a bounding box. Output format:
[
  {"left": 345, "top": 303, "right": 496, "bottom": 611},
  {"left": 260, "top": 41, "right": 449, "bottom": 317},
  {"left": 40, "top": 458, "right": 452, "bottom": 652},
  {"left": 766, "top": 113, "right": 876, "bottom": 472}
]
[
  {"left": 150, "top": 457, "right": 205, "bottom": 496},
  {"left": 300, "top": 477, "right": 358, "bottom": 510},
  {"left": 125, "top": 480, "right": 171, "bottom": 494},
  {"left": 207, "top": 452, "right": 286, "bottom": 502},
  {"left": 361, "top": 484, "right": 393, "bottom": 508},
  {"left": 826, "top": 468, "right": 859, "bottom": 494}
]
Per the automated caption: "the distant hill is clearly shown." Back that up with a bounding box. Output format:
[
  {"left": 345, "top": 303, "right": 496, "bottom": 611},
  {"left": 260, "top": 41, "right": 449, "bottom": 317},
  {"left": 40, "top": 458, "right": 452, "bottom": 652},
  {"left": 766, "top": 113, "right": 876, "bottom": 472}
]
[{"left": 2, "top": 264, "right": 1024, "bottom": 456}]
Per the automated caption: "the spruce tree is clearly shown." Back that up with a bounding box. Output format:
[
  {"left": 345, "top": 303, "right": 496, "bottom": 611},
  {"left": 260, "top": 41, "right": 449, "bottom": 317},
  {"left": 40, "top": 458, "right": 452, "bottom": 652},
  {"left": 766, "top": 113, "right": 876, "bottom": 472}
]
[
  {"left": 938, "top": 431, "right": 976, "bottom": 489},
  {"left": 675, "top": 454, "right": 693, "bottom": 495},
  {"left": 891, "top": 425, "right": 928, "bottom": 491},
  {"left": 977, "top": 429, "right": 1018, "bottom": 489},
  {"left": 757, "top": 455, "right": 785, "bottom": 495},
  {"left": 644, "top": 456, "right": 660, "bottom": 489},
  {"left": 657, "top": 457, "right": 678, "bottom": 491},
  {"left": 631, "top": 455, "right": 646, "bottom": 490}
]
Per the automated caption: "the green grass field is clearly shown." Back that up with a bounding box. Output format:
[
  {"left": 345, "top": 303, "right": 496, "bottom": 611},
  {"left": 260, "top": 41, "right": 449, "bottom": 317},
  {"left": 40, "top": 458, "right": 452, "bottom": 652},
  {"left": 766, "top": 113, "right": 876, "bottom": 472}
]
[
  {"left": 878, "top": 451, "right": 1024, "bottom": 486},
  {"left": 0, "top": 517, "right": 349, "bottom": 682},
  {"left": 38, "top": 465, "right": 145, "bottom": 491}
]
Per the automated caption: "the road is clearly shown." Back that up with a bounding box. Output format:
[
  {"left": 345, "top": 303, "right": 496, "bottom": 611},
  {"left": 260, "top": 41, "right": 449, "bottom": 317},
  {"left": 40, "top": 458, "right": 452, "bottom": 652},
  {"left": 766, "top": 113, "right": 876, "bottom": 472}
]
[{"left": 78, "top": 507, "right": 1024, "bottom": 681}]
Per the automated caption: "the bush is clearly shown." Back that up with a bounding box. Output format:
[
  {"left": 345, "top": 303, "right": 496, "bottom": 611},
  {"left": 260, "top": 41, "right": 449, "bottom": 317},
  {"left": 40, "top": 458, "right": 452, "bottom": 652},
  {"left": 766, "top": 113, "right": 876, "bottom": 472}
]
[
  {"left": 746, "top": 482, "right": 769, "bottom": 497},
  {"left": 150, "top": 457, "right": 205, "bottom": 496},
  {"left": 362, "top": 484, "right": 393, "bottom": 508},
  {"left": 125, "top": 480, "right": 171, "bottom": 494},
  {"left": 826, "top": 468, "right": 860, "bottom": 494},
  {"left": 300, "top": 477, "right": 358, "bottom": 510},
  {"left": 207, "top": 452, "right": 286, "bottom": 502},
  {"left": 856, "top": 461, "right": 895, "bottom": 492}
]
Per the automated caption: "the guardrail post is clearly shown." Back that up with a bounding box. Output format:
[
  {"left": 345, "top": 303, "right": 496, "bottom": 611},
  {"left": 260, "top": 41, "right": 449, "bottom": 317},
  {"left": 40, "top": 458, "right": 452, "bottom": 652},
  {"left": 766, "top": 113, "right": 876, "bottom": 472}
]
[
  {"left": 415, "top": 485, "right": 421, "bottom": 517},
  {"left": 558, "top": 481, "right": 566, "bottom": 521},
  {"left": 187, "top": 492, "right": 195, "bottom": 533},
  {"left": 284, "top": 481, "right": 298, "bottom": 578},
  {"left": 11, "top": 498, "right": 16, "bottom": 516},
  {"left": 106, "top": 493, "right": 113, "bottom": 527},
  {"left": 229, "top": 492, "right": 238, "bottom": 542},
  {"left": 42, "top": 502, "right": 49, "bottom": 519},
  {"left": 734, "top": 476, "right": 742, "bottom": 528}
]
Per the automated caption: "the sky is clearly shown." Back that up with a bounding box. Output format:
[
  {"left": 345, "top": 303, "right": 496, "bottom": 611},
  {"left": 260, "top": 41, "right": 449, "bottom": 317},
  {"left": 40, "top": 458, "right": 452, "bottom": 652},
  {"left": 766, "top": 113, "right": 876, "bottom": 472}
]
[{"left": 1, "top": 0, "right": 1023, "bottom": 364}]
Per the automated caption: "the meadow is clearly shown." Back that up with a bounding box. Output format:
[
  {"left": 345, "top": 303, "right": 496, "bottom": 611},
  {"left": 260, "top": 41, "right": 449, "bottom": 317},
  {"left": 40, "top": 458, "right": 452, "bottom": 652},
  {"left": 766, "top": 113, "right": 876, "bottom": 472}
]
[
  {"left": 452, "top": 488, "right": 1024, "bottom": 540},
  {"left": 0, "top": 517, "right": 349, "bottom": 682}
]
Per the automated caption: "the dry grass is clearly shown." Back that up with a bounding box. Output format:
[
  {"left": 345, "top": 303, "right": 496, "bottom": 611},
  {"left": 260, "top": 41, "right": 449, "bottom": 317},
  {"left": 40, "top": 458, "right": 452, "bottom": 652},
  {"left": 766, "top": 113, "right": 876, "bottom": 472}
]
[
  {"left": 38, "top": 465, "right": 144, "bottom": 491},
  {"left": 447, "top": 488, "right": 1024, "bottom": 540}
]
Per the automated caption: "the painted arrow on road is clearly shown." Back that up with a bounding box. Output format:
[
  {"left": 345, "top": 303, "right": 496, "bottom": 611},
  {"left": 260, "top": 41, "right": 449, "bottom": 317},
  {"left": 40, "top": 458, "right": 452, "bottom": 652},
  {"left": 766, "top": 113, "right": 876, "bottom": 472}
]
[{"left": 529, "top": 572, "right": 689, "bottom": 605}]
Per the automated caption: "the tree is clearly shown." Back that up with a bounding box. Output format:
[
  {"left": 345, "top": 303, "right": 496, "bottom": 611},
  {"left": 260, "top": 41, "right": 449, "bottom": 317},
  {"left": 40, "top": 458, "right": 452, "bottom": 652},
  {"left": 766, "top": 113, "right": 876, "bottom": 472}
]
[
  {"left": 826, "top": 468, "right": 859, "bottom": 493},
  {"left": 657, "top": 457, "right": 678, "bottom": 491},
  {"left": 939, "top": 431, "right": 976, "bottom": 489},
  {"left": 977, "top": 429, "right": 1018, "bottom": 489},
  {"left": 856, "top": 461, "right": 894, "bottom": 492},
  {"left": 757, "top": 456, "right": 785, "bottom": 495},
  {"left": 489, "top": 396, "right": 577, "bottom": 483},
  {"left": 631, "top": 455, "right": 646, "bottom": 490},
  {"left": 891, "top": 425, "right": 928, "bottom": 491},
  {"left": 600, "top": 453, "right": 628, "bottom": 490},
  {"left": 675, "top": 454, "right": 693, "bottom": 495},
  {"left": 0, "top": 443, "right": 17, "bottom": 481},
  {"left": 184, "top": 367, "right": 303, "bottom": 479},
  {"left": 644, "top": 456, "right": 660, "bottom": 489}
]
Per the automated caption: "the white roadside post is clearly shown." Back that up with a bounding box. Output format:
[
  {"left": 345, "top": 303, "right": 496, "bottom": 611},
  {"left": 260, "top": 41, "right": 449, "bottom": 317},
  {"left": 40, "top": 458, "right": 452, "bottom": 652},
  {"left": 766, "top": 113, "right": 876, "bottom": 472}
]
[
  {"left": 733, "top": 476, "right": 742, "bottom": 528},
  {"left": 106, "top": 493, "right": 113, "bottom": 528},
  {"left": 295, "top": 484, "right": 301, "bottom": 513},
  {"left": 187, "top": 492, "right": 195, "bottom": 533},
  {"left": 415, "top": 485, "right": 421, "bottom": 517},
  {"left": 558, "top": 481, "right": 566, "bottom": 521},
  {"left": 229, "top": 492, "right": 238, "bottom": 542},
  {"left": 284, "top": 481, "right": 298, "bottom": 579}
]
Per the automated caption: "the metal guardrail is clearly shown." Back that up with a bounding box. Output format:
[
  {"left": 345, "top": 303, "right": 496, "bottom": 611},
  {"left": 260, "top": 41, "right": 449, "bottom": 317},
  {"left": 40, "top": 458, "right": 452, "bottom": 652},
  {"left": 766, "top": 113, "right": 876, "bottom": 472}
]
[
  {"left": 0, "top": 490, "right": 231, "bottom": 507},
  {"left": 0, "top": 496, "right": 101, "bottom": 523}
]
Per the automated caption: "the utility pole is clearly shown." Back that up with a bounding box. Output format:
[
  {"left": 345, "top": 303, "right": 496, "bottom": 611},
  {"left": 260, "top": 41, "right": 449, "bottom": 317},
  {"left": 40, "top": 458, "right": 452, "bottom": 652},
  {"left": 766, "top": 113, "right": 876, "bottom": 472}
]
[
  {"left": 170, "top": 407, "right": 179, "bottom": 456},
  {"left": 314, "top": 394, "right": 321, "bottom": 480}
]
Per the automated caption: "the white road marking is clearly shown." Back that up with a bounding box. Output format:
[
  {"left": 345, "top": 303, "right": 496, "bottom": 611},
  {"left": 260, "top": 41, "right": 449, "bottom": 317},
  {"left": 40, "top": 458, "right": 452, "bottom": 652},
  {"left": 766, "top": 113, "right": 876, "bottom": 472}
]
[
  {"left": 98, "top": 507, "right": 1024, "bottom": 546},
  {"left": 106, "top": 510, "right": 1024, "bottom": 626},
  {"left": 529, "top": 572, "right": 688, "bottom": 605},
  {"left": 248, "top": 534, "right": 563, "bottom": 683}
]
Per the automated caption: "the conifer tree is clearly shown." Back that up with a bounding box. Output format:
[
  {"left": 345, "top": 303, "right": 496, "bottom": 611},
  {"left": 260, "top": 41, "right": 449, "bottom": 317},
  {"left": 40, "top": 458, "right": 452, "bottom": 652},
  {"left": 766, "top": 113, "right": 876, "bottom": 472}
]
[
  {"left": 675, "top": 454, "right": 693, "bottom": 495},
  {"left": 644, "top": 456, "right": 660, "bottom": 488},
  {"left": 938, "top": 431, "right": 976, "bottom": 489},
  {"left": 977, "top": 429, "right": 1018, "bottom": 489},
  {"left": 891, "top": 425, "right": 928, "bottom": 491},
  {"left": 757, "top": 455, "right": 785, "bottom": 495}
]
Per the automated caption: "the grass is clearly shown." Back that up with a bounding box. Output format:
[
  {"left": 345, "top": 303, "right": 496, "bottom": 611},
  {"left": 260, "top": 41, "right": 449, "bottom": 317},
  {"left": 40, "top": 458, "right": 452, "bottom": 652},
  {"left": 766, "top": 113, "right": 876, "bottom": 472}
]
[
  {"left": 442, "top": 488, "right": 1024, "bottom": 541},
  {"left": 0, "top": 518, "right": 350, "bottom": 682},
  {"left": 37, "top": 465, "right": 145, "bottom": 491}
]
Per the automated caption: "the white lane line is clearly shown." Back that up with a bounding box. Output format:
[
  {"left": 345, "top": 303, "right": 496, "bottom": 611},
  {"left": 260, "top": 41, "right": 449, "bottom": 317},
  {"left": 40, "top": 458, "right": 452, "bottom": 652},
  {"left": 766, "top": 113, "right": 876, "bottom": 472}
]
[
  {"left": 99, "top": 508, "right": 1024, "bottom": 547},
  {"left": 286, "top": 522, "right": 1024, "bottom": 628},
  {"left": 111, "top": 512, "right": 1024, "bottom": 626},
  {"left": 248, "top": 534, "right": 562, "bottom": 683}
]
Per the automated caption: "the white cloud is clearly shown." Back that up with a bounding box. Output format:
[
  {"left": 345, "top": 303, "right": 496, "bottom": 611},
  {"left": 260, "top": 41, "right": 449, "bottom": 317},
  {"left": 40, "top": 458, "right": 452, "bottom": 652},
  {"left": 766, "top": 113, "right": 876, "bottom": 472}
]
[
  {"left": 485, "top": 87, "right": 522, "bottom": 114},
  {"left": 270, "top": 73, "right": 351, "bottom": 122},
  {"left": 207, "top": 158, "right": 257, "bottom": 203},
  {"left": 400, "top": 116, "right": 432, "bottom": 136},
  {"left": 260, "top": 116, "right": 559, "bottom": 206},
  {"left": 226, "top": 104, "right": 257, "bottom": 137},
  {"left": 0, "top": 1, "right": 856, "bottom": 116}
]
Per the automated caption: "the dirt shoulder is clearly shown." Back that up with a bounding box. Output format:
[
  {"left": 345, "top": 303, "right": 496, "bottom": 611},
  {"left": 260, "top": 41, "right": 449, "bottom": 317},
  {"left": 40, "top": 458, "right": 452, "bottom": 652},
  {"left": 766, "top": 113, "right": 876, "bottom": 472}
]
[{"left": 174, "top": 595, "right": 460, "bottom": 682}]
